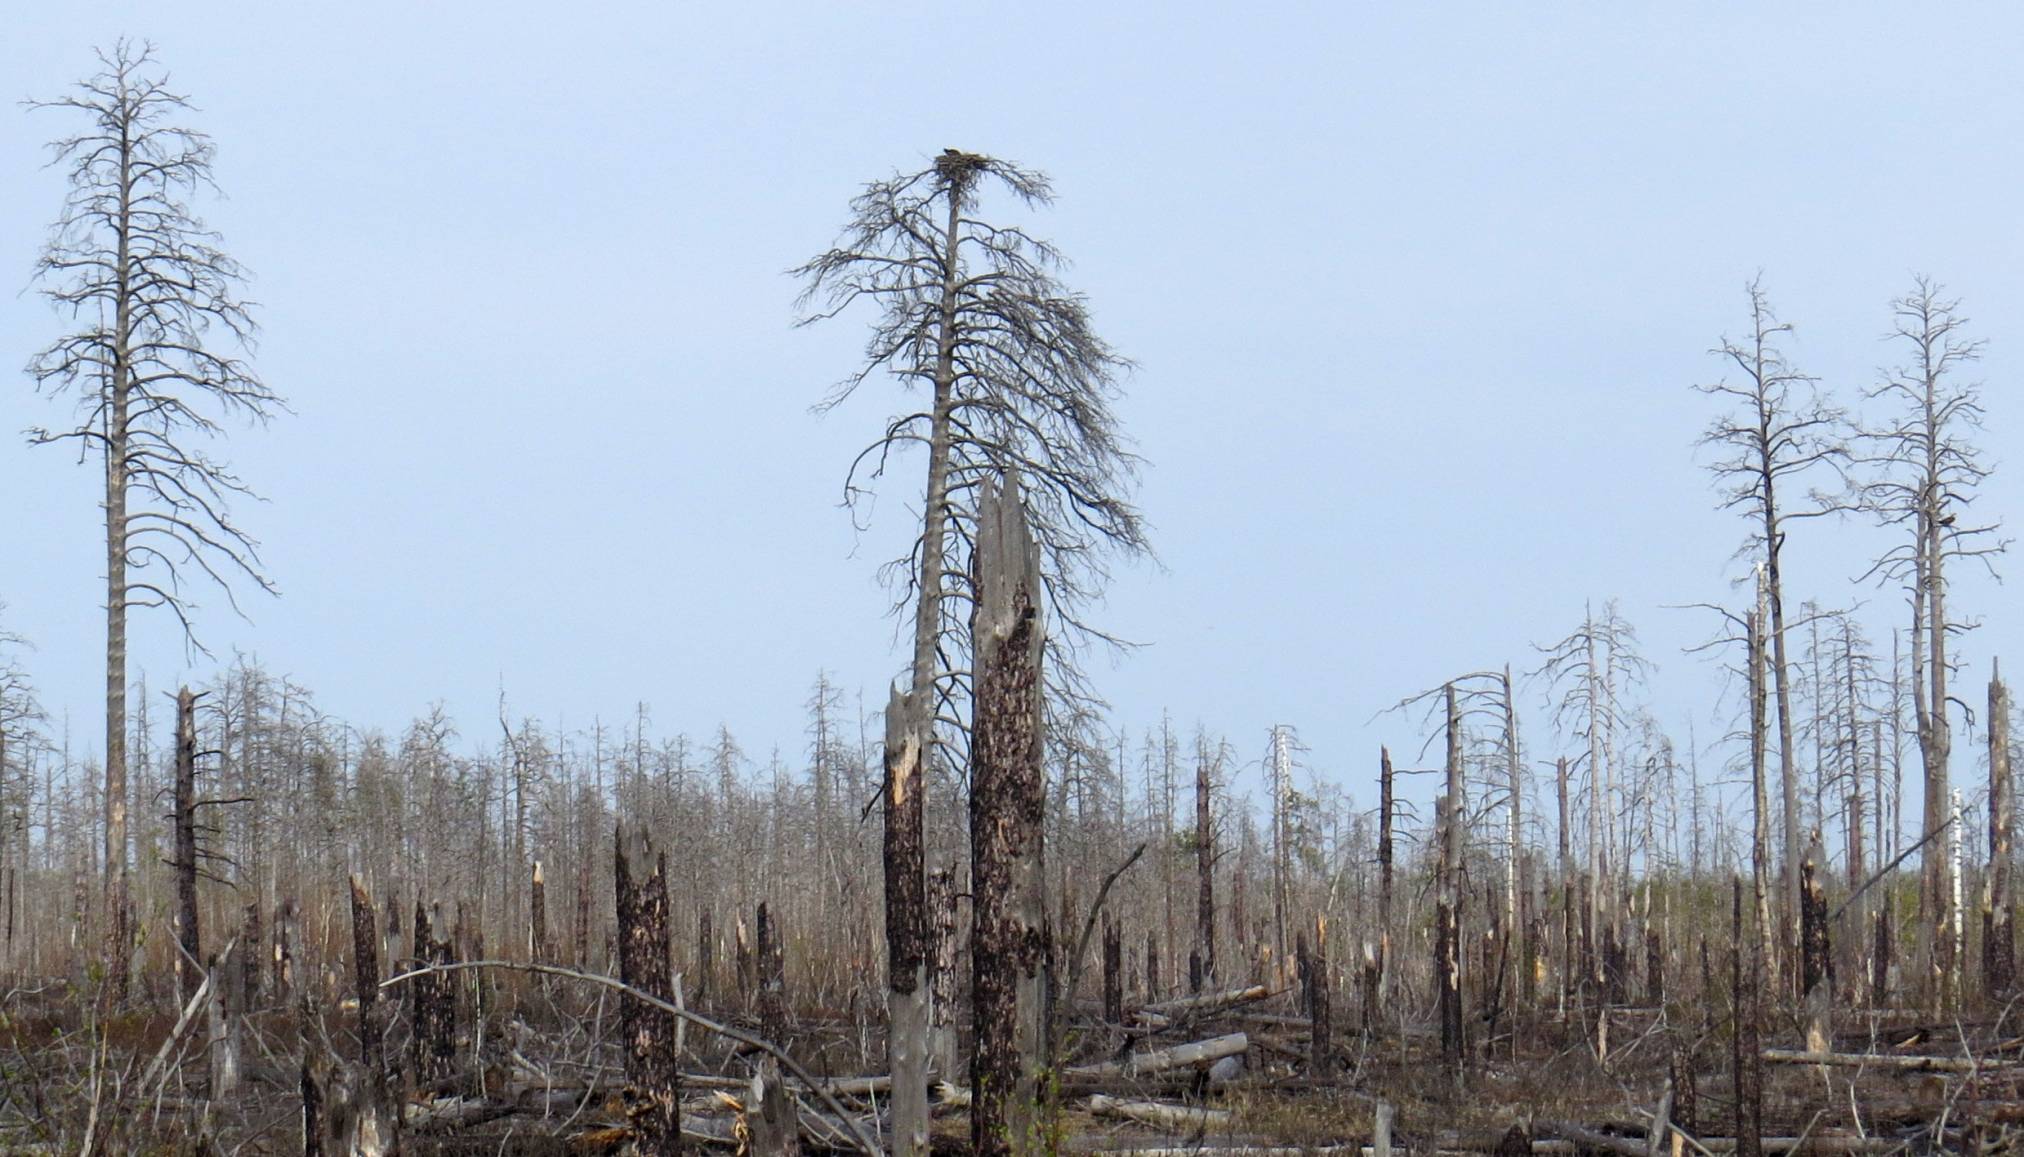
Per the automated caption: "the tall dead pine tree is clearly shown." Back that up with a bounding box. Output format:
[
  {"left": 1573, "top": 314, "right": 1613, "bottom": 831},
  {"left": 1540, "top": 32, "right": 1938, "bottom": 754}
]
[
  {"left": 969, "top": 474, "right": 1047, "bottom": 1157},
  {"left": 615, "top": 828, "right": 679, "bottom": 1156}
]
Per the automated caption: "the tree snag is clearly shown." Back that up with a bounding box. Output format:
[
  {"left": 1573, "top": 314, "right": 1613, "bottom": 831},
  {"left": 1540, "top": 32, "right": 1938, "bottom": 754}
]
[
  {"left": 615, "top": 827, "right": 680, "bottom": 1156},
  {"left": 968, "top": 473, "right": 1047, "bottom": 1157}
]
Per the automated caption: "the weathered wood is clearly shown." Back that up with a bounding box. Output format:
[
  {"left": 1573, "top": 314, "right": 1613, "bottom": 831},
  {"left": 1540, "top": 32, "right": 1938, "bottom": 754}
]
[
  {"left": 969, "top": 473, "right": 1048, "bottom": 1157},
  {"left": 347, "top": 876, "right": 398, "bottom": 1153},
  {"left": 616, "top": 828, "right": 680, "bottom": 1156},
  {"left": 1798, "top": 853, "right": 1829, "bottom": 1054},
  {"left": 173, "top": 687, "right": 201, "bottom": 1005},
  {"left": 1761, "top": 1048, "right": 2003, "bottom": 1072},
  {"left": 529, "top": 860, "right": 548, "bottom": 963},
  {"left": 1197, "top": 742, "right": 1217, "bottom": 989},
  {"left": 1438, "top": 685, "right": 1464, "bottom": 1064},
  {"left": 749, "top": 1056, "right": 803, "bottom": 1157},
  {"left": 1308, "top": 917, "right": 1332, "bottom": 1076},
  {"left": 882, "top": 682, "right": 930, "bottom": 1157},
  {"left": 206, "top": 952, "right": 239, "bottom": 1099},
  {"left": 411, "top": 901, "right": 458, "bottom": 1088},
  {"left": 1731, "top": 878, "right": 1762, "bottom": 1157},
  {"left": 1071, "top": 1032, "right": 1248, "bottom": 1077},
  {"left": 1103, "top": 917, "right": 1124, "bottom": 1024},
  {"left": 1989, "top": 661, "right": 2014, "bottom": 996},
  {"left": 758, "top": 900, "right": 787, "bottom": 1046},
  {"left": 1141, "top": 985, "right": 1270, "bottom": 1018},
  {"left": 1087, "top": 1095, "right": 1231, "bottom": 1132}
]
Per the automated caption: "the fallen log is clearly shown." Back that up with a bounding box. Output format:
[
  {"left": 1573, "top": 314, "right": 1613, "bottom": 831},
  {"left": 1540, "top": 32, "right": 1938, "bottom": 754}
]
[
  {"left": 1087, "top": 1095, "right": 1232, "bottom": 1132},
  {"left": 1072, "top": 1032, "right": 1248, "bottom": 1077},
  {"left": 1761, "top": 1048, "right": 2001, "bottom": 1073},
  {"left": 1139, "top": 986, "right": 1272, "bottom": 1020}
]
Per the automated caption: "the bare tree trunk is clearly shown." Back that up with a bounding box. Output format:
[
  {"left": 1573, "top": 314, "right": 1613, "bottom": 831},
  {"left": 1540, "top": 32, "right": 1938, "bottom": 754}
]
[
  {"left": 1377, "top": 747, "right": 1394, "bottom": 1014},
  {"left": 1557, "top": 756, "right": 1572, "bottom": 1017},
  {"left": 969, "top": 475, "right": 1046, "bottom": 1157},
  {"left": 529, "top": 860, "right": 548, "bottom": 963},
  {"left": 1987, "top": 662, "right": 2013, "bottom": 997},
  {"left": 1800, "top": 852, "right": 1830, "bottom": 1054},
  {"left": 1309, "top": 915, "right": 1332, "bottom": 1076},
  {"left": 1732, "top": 877, "right": 1763, "bottom": 1157},
  {"left": 1145, "top": 930, "right": 1159, "bottom": 1004},
  {"left": 1102, "top": 917, "right": 1122, "bottom": 1024},
  {"left": 882, "top": 685, "right": 930, "bottom": 1157},
  {"left": 173, "top": 687, "right": 201, "bottom": 1004},
  {"left": 758, "top": 900, "right": 787, "bottom": 1046},
  {"left": 411, "top": 902, "right": 456, "bottom": 1088},
  {"left": 347, "top": 875, "right": 396, "bottom": 1153},
  {"left": 1195, "top": 743, "right": 1215, "bottom": 989},
  {"left": 697, "top": 906, "right": 714, "bottom": 1009},
  {"left": 615, "top": 828, "right": 680, "bottom": 1156},
  {"left": 1437, "top": 685, "right": 1464, "bottom": 1065},
  {"left": 1502, "top": 666, "right": 1523, "bottom": 1015}
]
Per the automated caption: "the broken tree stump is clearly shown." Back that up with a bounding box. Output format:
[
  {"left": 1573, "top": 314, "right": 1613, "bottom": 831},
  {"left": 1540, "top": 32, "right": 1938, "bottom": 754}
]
[{"left": 616, "top": 827, "right": 680, "bottom": 1156}]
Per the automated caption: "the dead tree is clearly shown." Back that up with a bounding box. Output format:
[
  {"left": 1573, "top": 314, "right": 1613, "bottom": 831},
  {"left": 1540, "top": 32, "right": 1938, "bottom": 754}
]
[
  {"left": 1732, "top": 877, "right": 1763, "bottom": 1157},
  {"left": 1102, "top": 917, "right": 1122, "bottom": 1024},
  {"left": 1437, "top": 684, "right": 1464, "bottom": 1064},
  {"left": 968, "top": 474, "right": 1047, "bottom": 1157},
  {"left": 411, "top": 902, "right": 456, "bottom": 1088},
  {"left": 347, "top": 875, "right": 396, "bottom": 1150},
  {"left": 1377, "top": 746, "right": 1395, "bottom": 1018},
  {"left": 1856, "top": 278, "right": 2005, "bottom": 1008},
  {"left": 882, "top": 684, "right": 930, "bottom": 1157},
  {"left": 529, "top": 860, "right": 548, "bottom": 962},
  {"left": 172, "top": 687, "right": 202, "bottom": 1003},
  {"left": 1196, "top": 738, "right": 1216, "bottom": 988},
  {"left": 1698, "top": 277, "right": 1843, "bottom": 958},
  {"left": 697, "top": 906, "right": 714, "bottom": 1008},
  {"left": 1309, "top": 915, "right": 1332, "bottom": 1076},
  {"left": 27, "top": 45, "right": 287, "bottom": 992},
  {"left": 757, "top": 900, "right": 787, "bottom": 1046},
  {"left": 1988, "top": 661, "right": 2014, "bottom": 996},
  {"left": 1800, "top": 852, "right": 1830, "bottom": 1053},
  {"left": 615, "top": 828, "right": 680, "bottom": 1155}
]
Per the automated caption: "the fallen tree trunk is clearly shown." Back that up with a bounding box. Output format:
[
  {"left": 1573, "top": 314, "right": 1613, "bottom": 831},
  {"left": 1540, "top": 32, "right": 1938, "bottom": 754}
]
[
  {"left": 1071, "top": 1033, "right": 1248, "bottom": 1078},
  {"left": 1761, "top": 1048, "right": 2001, "bottom": 1072},
  {"left": 1087, "top": 1095, "right": 1232, "bottom": 1132}
]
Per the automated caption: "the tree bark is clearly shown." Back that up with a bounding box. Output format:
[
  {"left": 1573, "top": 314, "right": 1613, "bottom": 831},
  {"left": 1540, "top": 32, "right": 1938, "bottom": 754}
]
[
  {"left": 968, "top": 474, "right": 1047, "bottom": 1157},
  {"left": 615, "top": 828, "right": 680, "bottom": 1156},
  {"left": 1196, "top": 743, "right": 1215, "bottom": 990},
  {"left": 1987, "top": 662, "right": 2013, "bottom": 996},
  {"left": 173, "top": 687, "right": 201, "bottom": 1004},
  {"left": 882, "top": 683, "right": 930, "bottom": 1157},
  {"left": 1437, "top": 684, "right": 1464, "bottom": 1064}
]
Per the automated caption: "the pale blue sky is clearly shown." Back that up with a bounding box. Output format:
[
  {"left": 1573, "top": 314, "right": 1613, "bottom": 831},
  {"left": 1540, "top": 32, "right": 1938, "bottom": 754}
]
[{"left": 4, "top": 3, "right": 2019, "bottom": 824}]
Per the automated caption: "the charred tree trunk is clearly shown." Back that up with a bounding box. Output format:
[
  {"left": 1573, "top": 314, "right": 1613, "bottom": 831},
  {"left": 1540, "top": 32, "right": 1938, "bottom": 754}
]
[
  {"left": 1732, "top": 877, "right": 1763, "bottom": 1157},
  {"left": 529, "top": 860, "right": 548, "bottom": 963},
  {"left": 1378, "top": 746, "right": 1395, "bottom": 1015},
  {"left": 1101, "top": 918, "right": 1122, "bottom": 1024},
  {"left": 411, "top": 902, "right": 457, "bottom": 1089},
  {"left": 615, "top": 828, "right": 680, "bottom": 1156},
  {"left": 1800, "top": 853, "right": 1830, "bottom": 1054},
  {"left": 882, "top": 684, "right": 930, "bottom": 1157},
  {"left": 1145, "top": 931, "right": 1159, "bottom": 1004},
  {"left": 969, "top": 475, "right": 1047, "bottom": 1157},
  {"left": 697, "top": 907, "right": 714, "bottom": 1010},
  {"left": 241, "top": 901, "right": 262, "bottom": 1010},
  {"left": 1196, "top": 744, "right": 1215, "bottom": 988},
  {"left": 347, "top": 875, "right": 397, "bottom": 1153},
  {"left": 1309, "top": 916, "right": 1332, "bottom": 1077},
  {"left": 1988, "top": 662, "right": 2014, "bottom": 997},
  {"left": 757, "top": 900, "right": 787, "bottom": 1046},
  {"left": 1436, "top": 685, "right": 1464, "bottom": 1065},
  {"left": 173, "top": 687, "right": 201, "bottom": 1005}
]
